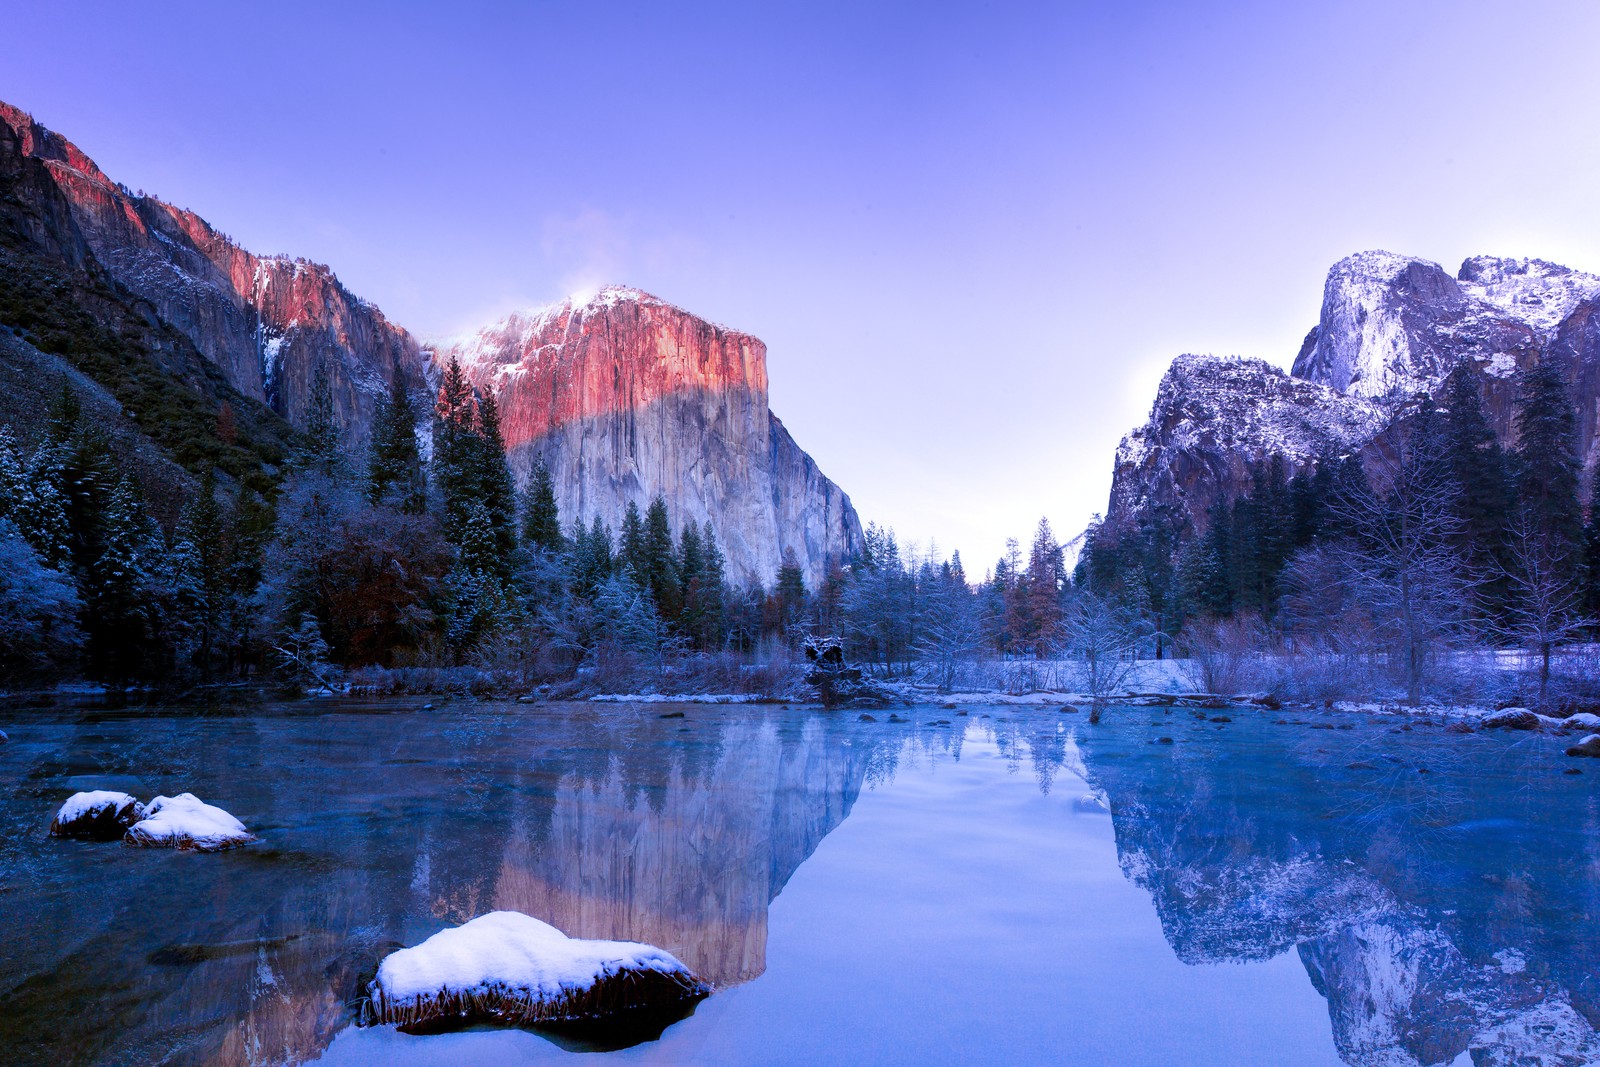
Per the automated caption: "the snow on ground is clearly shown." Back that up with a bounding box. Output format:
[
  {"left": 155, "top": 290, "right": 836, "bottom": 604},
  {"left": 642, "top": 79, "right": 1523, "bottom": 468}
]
[
  {"left": 123, "top": 793, "right": 256, "bottom": 851},
  {"left": 368, "top": 911, "right": 701, "bottom": 1014}
]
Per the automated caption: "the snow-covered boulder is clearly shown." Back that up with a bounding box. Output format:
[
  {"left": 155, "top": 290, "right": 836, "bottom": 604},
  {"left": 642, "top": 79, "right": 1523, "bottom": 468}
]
[
  {"left": 123, "top": 793, "right": 256, "bottom": 851},
  {"left": 48, "top": 790, "right": 145, "bottom": 840},
  {"left": 1562, "top": 712, "right": 1600, "bottom": 731},
  {"left": 363, "top": 911, "right": 710, "bottom": 1032},
  {"left": 1482, "top": 708, "right": 1540, "bottom": 731},
  {"left": 1565, "top": 735, "right": 1600, "bottom": 758}
]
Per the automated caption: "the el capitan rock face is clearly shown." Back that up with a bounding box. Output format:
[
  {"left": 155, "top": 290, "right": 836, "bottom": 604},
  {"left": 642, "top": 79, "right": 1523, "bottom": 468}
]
[
  {"left": 434, "top": 287, "right": 862, "bottom": 584},
  {"left": 1104, "top": 250, "right": 1600, "bottom": 537},
  {"left": 0, "top": 101, "right": 430, "bottom": 442}
]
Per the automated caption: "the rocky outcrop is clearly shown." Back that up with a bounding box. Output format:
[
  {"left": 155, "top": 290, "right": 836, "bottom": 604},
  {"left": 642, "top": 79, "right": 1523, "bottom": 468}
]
[
  {"left": 1107, "top": 355, "right": 1385, "bottom": 535},
  {"left": 434, "top": 287, "right": 862, "bottom": 584},
  {"left": 1105, "top": 250, "right": 1600, "bottom": 535},
  {"left": 0, "top": 101, "right": 430, "bottom": 443}
]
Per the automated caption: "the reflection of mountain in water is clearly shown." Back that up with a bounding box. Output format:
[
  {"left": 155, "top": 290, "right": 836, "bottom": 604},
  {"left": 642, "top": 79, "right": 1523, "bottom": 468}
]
[
  {"left": 0, "top": 703, "right": 893, "bottom": 1066},
  {"left": 1078, "top": 722, "right": 1600, "bottom": 1067}
]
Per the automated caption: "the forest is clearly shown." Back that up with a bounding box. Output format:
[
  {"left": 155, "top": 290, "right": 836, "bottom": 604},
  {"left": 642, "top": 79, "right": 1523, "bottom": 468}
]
[{"left": 3, "top": 350, "right": 1598, "bottom": 708}]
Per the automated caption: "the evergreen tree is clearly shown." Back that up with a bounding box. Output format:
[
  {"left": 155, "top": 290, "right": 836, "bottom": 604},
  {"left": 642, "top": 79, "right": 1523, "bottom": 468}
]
[
  {"left": 1583, "top": 504, "right": 1600, "bottom": 622},
  {"left": 775, "top": 551, "right": 806, "bottom": 634},
  {"left": 1437, "top": 364, "right": 1512, "bottom": 623},
  {"left": 619, "top": 502, "right": 647, "bottom": 583},
  {"left": 300, "top": 364, "right": 343, "bottom": 476},
  {"left": 572, "top": 516, "right": 615, "bottom": 598},
  {"left": 432, "top": 356, "right": 478, "bottom": 540},
  {"left": 698, "top": 521, "right": 728, "bottom": 647},
  {"left": 1512, "top": 357, "right": 1583, "bottom": 560},
  {"left": 643, "top": 497, "right": 681, "bottom": 618},
  {"left": 473, "top": 389, "right": 518, "bottom": 565},
  {"left": 83, "top": 477, "right": 155, "bottom": 683},
  {"left": 521, "top": 458, "right": 564, "bottom": 550},
  {"left": 368, "top": 358, "right": 425, "bottom": 512}
]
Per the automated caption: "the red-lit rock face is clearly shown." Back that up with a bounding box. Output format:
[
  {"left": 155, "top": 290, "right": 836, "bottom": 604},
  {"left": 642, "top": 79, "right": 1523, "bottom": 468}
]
[
  {"left": 445, "top": 287, "right": 768, "bottom": 451},
  {"left": 436, "top": 289, "right": 861, "bottom": 585},
  {"left": 0, "top": 101, "right": 429, "bottom": 439}
]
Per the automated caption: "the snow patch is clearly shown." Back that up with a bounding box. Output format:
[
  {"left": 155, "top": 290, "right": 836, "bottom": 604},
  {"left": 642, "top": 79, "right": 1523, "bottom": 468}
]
[
  {"left": 124, "top": 793, "right": 256, "bottom": 851},
  {"left": 366, "top": 911, "right": 706, "bottom": 1022}
]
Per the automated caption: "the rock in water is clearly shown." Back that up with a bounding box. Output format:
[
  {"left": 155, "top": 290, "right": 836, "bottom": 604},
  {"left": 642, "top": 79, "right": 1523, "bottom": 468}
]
[
  {"left": 363, "top": 912, "right": 710, "bottom": 1034},
  {"left": 123, "top": 793, "right": 256, "bottom": 851},
  {"left": 1482, "top": 708, "right": 1540, "bottom": 731},
  {"left": 1566, "top": 735, "right": 1600, "bottom": 758},
  {"left": 49, "top": 791, "right": 146, "bottom": 840}
]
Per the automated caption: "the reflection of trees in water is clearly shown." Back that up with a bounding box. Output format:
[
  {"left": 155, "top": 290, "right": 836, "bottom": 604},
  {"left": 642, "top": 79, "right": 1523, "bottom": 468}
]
[
  {"left": 0, "top": 703, "right": 903, "bottom": 1067},
  {"left": 1078, "top": 719, "right": 1600, "bottom": 1067}
]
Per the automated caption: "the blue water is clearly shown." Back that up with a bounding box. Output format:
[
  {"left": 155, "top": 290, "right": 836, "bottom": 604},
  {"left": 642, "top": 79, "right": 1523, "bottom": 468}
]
[{"left": 0, "top": 700, "right": 1594, "bottom": 1066}]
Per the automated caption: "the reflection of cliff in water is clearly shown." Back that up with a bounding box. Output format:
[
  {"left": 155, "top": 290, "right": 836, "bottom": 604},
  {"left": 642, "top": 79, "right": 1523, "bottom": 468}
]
[
  {"left": 1078, "top": 721, "right": 1600, "bottom": 1067},
  {"left": 0, "top": 703, "right": 893, "bottom": 1066}
]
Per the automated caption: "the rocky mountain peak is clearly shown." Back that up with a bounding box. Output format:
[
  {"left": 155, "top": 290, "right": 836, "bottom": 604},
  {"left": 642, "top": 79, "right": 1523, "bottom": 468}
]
[
  {"left": 1107, "top": 354, "right": 1383, "bottom": 535},
  {"left": 432, "top": 287, "right": 858, "bottom": 585}
]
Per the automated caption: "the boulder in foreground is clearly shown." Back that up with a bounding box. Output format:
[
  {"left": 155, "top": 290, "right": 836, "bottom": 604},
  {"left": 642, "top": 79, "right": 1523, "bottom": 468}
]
[
  {"left": 1482, "top": 708, "right": 1540, "bottom": 731},
  {"left": 1566, "top": 734, "right": 1600, "bottom": 758},
  {"left": 123, "top": 793, "right": 256, "bottom": 851},
  {"left": 362, "top": 911, "right": 710, "bottom": 1034},
  {"left": 49, "top": 791, "right": 146, "bottom": 840}
]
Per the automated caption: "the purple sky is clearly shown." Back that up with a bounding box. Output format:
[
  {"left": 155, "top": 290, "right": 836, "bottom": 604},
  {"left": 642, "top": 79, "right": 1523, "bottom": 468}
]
[{"left": 8, "top": 1, "right": 1600, "bottom": 572}]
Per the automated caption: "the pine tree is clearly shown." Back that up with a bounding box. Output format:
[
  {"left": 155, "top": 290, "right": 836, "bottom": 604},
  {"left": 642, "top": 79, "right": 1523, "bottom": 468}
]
[
  {"left": 84, "top": 476, "right": 154, "bottom": 683},
  {"left": 1438, "top": 363, "right": 1512, "bottom": 623},
  {"left": 473, "top": 389, "right": 518, "bottom": 565},
  {"left": 368, "top": 358, "right": 425, "bottom": 512},
  {"left": 521, "top": 457, "right": 564, "bottom": 550},
  {"left": 698, "top": 521, "right": 728, "bottom": 647},
  {"left": 775, "top": 551, "right": 806, "bottom": 634},
  {"left": 643, "top": 497, "right": 680, "bottom": 619},
  {"left": 300, "top": 364, "right": 343, "bottom": 475},
  {"left": 1583, "top": 504, "right": 1600, "bottom": 622},
  {"left": 1512, "top": 357, "right": 1583, "bottom": 559},
  {"left": 432, "top": 356, "right": 478, "bottom": 540},
  {"left": 619, "top": 502, "right": 647, "bottom": 584}
]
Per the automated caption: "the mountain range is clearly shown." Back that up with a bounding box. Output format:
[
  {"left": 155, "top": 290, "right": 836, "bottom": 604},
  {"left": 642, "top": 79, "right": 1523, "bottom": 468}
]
[
  {"left": 1106, "top": 250, "right": 1600, "bottom": 537},
  {"left": 0, "top": 100, "right": 859, "bottom": 584}
]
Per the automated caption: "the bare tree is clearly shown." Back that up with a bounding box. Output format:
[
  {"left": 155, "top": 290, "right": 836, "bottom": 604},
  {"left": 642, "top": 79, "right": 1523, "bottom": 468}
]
[
  {"left": 1497, "top": 508, "right": 1593, "bottom": 707},
  {"left": 1058, "top": 590, "right": 1147, "bottom": 721},
  {"left": 914, "top": 578, "right": 989, "bottom": 692},
  {"left": 1325, "top": 435, "right": 1473, "bottom": 705},
  {"left": 1178, "top": 613, "right": 1265, "bottom": 696}
]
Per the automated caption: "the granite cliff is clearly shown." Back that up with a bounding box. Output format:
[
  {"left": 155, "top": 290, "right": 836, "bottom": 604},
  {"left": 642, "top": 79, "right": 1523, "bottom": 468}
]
[
  {"left": 1104, "top": 251, "right": 1600, "bottom": 537},
  {"left": 433, "top": 287, "right": 862, "bottom": 585}
]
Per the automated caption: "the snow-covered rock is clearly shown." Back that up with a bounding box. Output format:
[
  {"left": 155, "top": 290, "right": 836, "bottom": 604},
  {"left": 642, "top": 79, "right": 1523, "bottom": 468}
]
[
  {"left": 48, "top": 790, "right": 145, "bottom": 840},
  {"left": 363, "top": 911, "right": 709, "bottom": 1031},
  {"left": 122, "top": 793, "right": 256, "bottom": 851},
  {"left": 1481, "top": 708, "right": 1540, "bottom": 731},
  {"left": 1561, "top": 712, "right": 1600, "bottom": 730},
  {"left": 1565, "top": 734, "right": 1600, "bottom": 758}
]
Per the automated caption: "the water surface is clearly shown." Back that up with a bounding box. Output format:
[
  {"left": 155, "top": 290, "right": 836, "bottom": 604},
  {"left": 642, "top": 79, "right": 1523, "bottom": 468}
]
[{"left": 0, "top": 700, "right": 1594, "bottom": 1065}]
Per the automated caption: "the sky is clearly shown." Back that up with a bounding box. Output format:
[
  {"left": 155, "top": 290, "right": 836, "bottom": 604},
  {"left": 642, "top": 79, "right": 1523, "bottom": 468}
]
[{"left": 8, "top": 0, "right": 1600, "bottom": 573}]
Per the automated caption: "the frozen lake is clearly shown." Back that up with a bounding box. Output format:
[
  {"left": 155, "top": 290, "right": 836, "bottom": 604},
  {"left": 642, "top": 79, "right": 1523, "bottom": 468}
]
[{"left": 0, "top": 699, "right": 1595, "bottom": 1066}]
